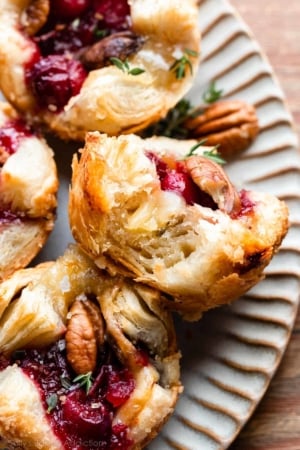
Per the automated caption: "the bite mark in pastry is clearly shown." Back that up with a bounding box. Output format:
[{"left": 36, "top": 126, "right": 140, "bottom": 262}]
[
  {"left": 0, "top": 0, "right": 200, "bottom": 140},
  {"left": 69, "top": 132, "right": 289, "bottom": 320},
  {"left": 0, "top": 244, "right": 181, "bottom": 449},
  {"left": 0, "top": 101, "right": 58, "bottom": 282}
]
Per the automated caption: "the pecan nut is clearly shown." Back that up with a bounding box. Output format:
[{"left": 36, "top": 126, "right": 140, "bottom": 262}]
[
  {"left": 79, "top": 31, "right": 145, "bottom": 71},
  {"left": 65, "top": 299, "right": 105, "bottom": 375},
  {"left": 184, "top": 100, "right": 259, "bottom": 158},
  {"left": 20, "top": 0, "right": 50, "bottom": 36},
  {"left": 185, "top": 155, "right": 241, "bottom": 214}
]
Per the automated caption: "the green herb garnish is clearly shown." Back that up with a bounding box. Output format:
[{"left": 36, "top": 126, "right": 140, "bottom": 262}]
[
  {"left": 110, "top": 57, "right": 145, "bottom": 76},
  {"left": 73, "top": 372, "right": 94, "bottom": 394},
  {"left": 185, "top": 142, "right": 226, "bottom": 165},
  {"left": 203, "top": 148, "right": 226, "bottom": 165},
  {"left": 46, "top": 393, "right": 58, "bottom": 413},
  {"left": 202, "top": 81, "right": 223, "bottom": 104},
  {"left": 94, "top": 28, "right": 108, "bottom": 38},
  {"left": 143, "top": 99, "right": 194, "bottom": 138},
  {"left": 170, "top": 48, "right": 199, "bottom": 80},
  {"left": 184, "top": 140, "right": 208, "bottom": 158}
]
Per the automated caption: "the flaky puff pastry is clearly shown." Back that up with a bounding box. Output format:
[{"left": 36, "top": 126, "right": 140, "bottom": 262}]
[
  {"left": 0, "top": 244, "right": 181, "bottom": 450},
  {"left": 0, "top": 0, "right": 200, "bottom": 140},
  {"left": 69, "top": 132, "right": 289, "bottom": 320},
  {"left": 0, "top": 101, "right": 58, "bottom": 282}
]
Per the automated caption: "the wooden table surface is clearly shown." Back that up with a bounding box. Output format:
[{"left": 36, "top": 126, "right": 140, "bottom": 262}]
[{"left": 227, "top": 1, "right": 300, "bottom": 449}]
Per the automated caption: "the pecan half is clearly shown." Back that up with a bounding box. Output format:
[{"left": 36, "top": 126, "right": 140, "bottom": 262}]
[
  {"left": 65, "top": 299, "right": 105, "bottom": 375},
  {"left": 79, "top": 31, "right": 145, "bottom": 71},
  {"left": 185, "top": 155, "right": 241, "bottom": 214},
  {"left": 184, "top": 100, "right": 259, "bottom": 159},
  {"left": 20, "top": 0, "right": 50, "bottom": 36}
]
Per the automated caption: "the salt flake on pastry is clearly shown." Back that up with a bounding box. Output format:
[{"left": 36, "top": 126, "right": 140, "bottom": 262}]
[
  {"left": 69, "top": 132, "right": 289, "bottom": 320},
  {"left": 0, "top": 0, "right": 200, "bottom": 140},
  {"left": 0, "top": 244, "right": 181, "bottom": 449},
  {"left": 0, "top": 102, "right": 58, "bottom": 282}
]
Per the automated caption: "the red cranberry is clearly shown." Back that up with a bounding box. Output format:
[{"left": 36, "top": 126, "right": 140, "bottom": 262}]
[
  {"left": 26, "top": 55, "right": 87, "bottom": 110},
  {"left": 0, "top": 120, "right": 33, "bottom": 156},
  {"left": 50, "top": 0, "right": 91, "bottom": 21},
  {"left": 94, "top": 0, "right": 130, "bottom": 30},
  {"left": 147, "top": 152, "right": 217, "bottom": 207},
  {"left": 105, "top": 368, "right": 135, "bottom": 407},
  {"left": 62, "top": 389, "right": 112, "bottom": 439}
]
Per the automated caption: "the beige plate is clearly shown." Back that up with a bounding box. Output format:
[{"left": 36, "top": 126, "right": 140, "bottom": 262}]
[{"left": 1, "top": 0, "right": 299, "bottom": 449}]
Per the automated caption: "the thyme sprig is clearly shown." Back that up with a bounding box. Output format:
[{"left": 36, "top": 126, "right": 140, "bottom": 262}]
[
  {"left": 202, "top": 80, "right": 223, "bottom": 104},
  {"left": 185, "top": 142, "right": 226, "bottom": 165},
  {"left": 141, "top": 82, "right": 224, "bottom": 139},
  {"left": 110, "top": 57, "right": 145, "bottom": 76},
  {"left": 170, "top": 48, "right": 199, "bottom": 80},
  {"left": 73, "top": 371, "right": 94, "bottom": 394}
]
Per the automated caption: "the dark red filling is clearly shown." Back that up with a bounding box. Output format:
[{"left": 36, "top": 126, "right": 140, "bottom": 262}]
[
  {"left": 147, "top": 152, "right": 218, "bottom": 208},
  {"left": 24, "top": 0, "right": 131, "bottom": 111},
  {"left": 0, "top": 119, "right": 33, "bottom": 156},
  {"left": 6, "top": 340, "right": 135, "bottom": 450},
  {"left": 147, "top": 152, "right": 257, "bottom": 217}
]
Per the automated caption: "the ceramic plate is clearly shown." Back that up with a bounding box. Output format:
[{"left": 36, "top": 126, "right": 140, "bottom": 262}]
[{"left": 2, "top": 0, "right": 300, "bottom": 449}]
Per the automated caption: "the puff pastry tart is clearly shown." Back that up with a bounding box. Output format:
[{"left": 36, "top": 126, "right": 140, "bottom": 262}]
[
  {"left": 0, "top": 0, "right": 200, "bottom": 141},
  {"left": 69, "top": 132, "right": 289, "bottom": 320},
  {"left": 0, "top": 244, "right": 181, "bottom": 449},
  {"left": 0, "top": 101, "right": 58, "bottom": 282}
]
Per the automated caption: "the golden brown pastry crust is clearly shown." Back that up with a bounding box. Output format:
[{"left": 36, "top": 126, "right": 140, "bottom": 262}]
[
  {"left": 0, "top": 102, "right": 58, "bottom": 282},
  {"left": 0, "top": 244, "right": 181, "bottom": 449},
  {"left": 69, "top": 132, "right": 289, "bottom": 320},
  {"left": 0, "top": 0, "right": 200, "bottom": 140}
]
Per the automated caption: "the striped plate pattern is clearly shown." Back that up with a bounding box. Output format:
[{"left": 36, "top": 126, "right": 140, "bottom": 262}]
[{"left": 147, "top": 0, "right": 300, "bottom": 449}]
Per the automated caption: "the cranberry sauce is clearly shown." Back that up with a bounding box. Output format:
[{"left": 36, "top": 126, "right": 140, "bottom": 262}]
[
  {"left": 24, "top": 0, "right": 131, "bottom": 111},
  {"left": 8, "top": 340, "right": 135, "bottom": 450},
  {"left": 0, "top": 119, "right": 33, "bottom": 157},
  {"left": 147, "top": 152, "right": 218, "bottom": 208}
]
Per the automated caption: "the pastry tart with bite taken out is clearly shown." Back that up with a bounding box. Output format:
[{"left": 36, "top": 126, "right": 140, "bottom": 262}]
[
  {"left": 0, "top": 0, "right": 200, "bottom": 140},
  {"left": 69, "top": 132, "right": 289, "bottom": 320},
  {"left": 0, "top": 101, "right": 58, "bottom": 282},
  {"left": 0, "top": 244, "right": 181, "bottom": 449}
]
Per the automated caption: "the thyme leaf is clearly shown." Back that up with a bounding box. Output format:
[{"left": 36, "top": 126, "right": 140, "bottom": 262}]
[
  {"left": 203, "top": 148, "right": 226, "bottom": 165},
  {"left": 73, "top": 371, "right": 94, "bottom": 394},
  {"left": 202, "top": 81, "right": 223, "bottom": 104},
  {"left": 184, "top": 139, "right": 208, "bottom": 158},
  {"left": 94, "top": 28, "right": 108, "bottom": 38},
  {"left": 46, "top": 393, "right": 58, "bottom": 413},
  {"left": 141, "top": 99, "right": 195, "bottom": 138},
  {"left": 185, "top": 143, "right": 226, "bottom": 165},
  {"left": 170, "top": 48, "right": 199, "bottom": 80},
  {"left": 110, "top": 57, "right": 145, "bottom": 76}
]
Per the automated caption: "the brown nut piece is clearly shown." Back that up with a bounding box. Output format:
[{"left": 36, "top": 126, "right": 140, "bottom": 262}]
[
  {"left": 80, "top": 31, "right": 145, "bottom": 71},
  {"left": 65, "top": 299, "right": 105, "bottom": 375},
  {"left": 184, "top": 100, "right": 259, "bottom": 159},
  {"left": 20, "top": 0, "right": 50, "bottom": 36},
  {"left": 185, "top": 155, "right": 241, "bottom": 214}
]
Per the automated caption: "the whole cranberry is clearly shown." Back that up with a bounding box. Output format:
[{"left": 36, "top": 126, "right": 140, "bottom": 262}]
[
  {"left": 94, "top": 0, "right": 130, "bottom": 29},
  {"left": 50, "top": 0, "right": 91, "bottom": 21},
  {"left": 27, "top": 55, "right": 87, "bottom": 110},
  {"left": 62, "top": 390, "right": 112, "bottom": 439}
]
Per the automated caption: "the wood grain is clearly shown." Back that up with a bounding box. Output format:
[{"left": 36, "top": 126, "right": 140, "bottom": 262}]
[{"left": 228, "top": 1, "right": 300, "bottom": 449}]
